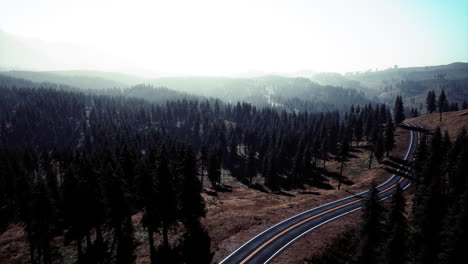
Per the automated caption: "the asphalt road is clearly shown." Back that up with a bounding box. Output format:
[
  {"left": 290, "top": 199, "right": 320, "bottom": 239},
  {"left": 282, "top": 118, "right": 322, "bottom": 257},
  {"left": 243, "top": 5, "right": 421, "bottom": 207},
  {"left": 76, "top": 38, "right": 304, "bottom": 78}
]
[{"left": 219, "top": 123, "right": 422, "bottom": 264}]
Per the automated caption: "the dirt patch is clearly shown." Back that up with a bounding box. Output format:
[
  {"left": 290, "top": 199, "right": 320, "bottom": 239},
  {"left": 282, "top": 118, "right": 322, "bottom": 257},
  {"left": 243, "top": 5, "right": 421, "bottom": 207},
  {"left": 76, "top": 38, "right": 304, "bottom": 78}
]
[
  {"left": 406, "top": 109, "right": 468, "bottom": 140},
  {"left": 211, "top": 127, "right": 411, "bottom": 263},
  {"left": 0, "top": 225, "right": 28, "bottom": 264},
  {"left": 0, "top": 128, "right": 412, "bottom": 264}
]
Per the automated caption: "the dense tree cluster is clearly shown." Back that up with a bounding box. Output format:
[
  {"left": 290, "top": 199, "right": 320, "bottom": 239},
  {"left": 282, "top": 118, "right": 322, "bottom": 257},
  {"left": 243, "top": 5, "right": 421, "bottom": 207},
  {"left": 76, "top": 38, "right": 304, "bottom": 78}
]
[
  {"left": 426, "top": 89, "right": 464, "bottom": 120},
  {"left": 0, "top": 76, "right": 403, "bottom": 263},
  {"left": 0, "top": 141, "right": 212, "bottom": 264},
  {"left": 306, "top": 126, "right": 468, "bottom": 264}
]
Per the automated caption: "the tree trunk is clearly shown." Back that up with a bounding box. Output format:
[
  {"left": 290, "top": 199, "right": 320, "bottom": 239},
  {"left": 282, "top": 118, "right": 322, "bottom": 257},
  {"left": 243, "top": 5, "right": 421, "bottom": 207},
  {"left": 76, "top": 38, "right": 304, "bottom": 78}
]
[
  {"left": 86, "top": 232, "right": 92, "bottom": 250},
  {"left": 368, "top": 152, "right": 373, "bottom": 170},
  {"left": 162, "top": 222, "right": 169, "bottom": 249},
  {"left": 77, "top": 239, "right": 83, "bottom": 262},
  {"left": 338, "top": 161, "right": 344, "bottom": 190},
  {"left": 44, "top": 240, "right": 52, "bottom": 264},
  {"left": 200, "top": 165, "right": 204, "bottom": 187},
  {"left": 147, "top": 226, "right": 156, "bottom": 263},
  {"left": 29, "top": 238, "right": 36, "bottom": 264},
  {"left": 95, "top": 225, "right": 103, "bottom": 247}
]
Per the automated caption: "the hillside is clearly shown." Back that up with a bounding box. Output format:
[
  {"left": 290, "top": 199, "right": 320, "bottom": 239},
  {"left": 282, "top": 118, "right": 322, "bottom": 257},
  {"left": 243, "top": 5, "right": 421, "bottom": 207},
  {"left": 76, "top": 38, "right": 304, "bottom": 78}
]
[
  {"left": 1, "top": 71, "right": 136, "bottom": 90},
  {"left": 148, "top": 75, "right": 373, "bottom": 111},
  {"left": 311, "top": 63, "right": 468, "bottom": 111},
  {"left": 406, "top": 109, "right": 468, "bottom": 140}
]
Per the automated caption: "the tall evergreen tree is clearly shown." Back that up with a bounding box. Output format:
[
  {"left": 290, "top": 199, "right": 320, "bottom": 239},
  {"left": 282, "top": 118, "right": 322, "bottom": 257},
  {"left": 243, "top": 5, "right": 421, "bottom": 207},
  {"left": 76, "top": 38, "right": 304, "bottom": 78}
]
[
  {"left": 380, "top": 186, "right": 408, "bottom": 264},
  {"left": 384, "top": 121, "right": 395, "bottom": 157},
  {"left": 412, "top": 127, "right": 446, "bottom": 264},
  {"left": 353, "top": 183, "right": 384, "bottom": 264},
  {"left": 245, "top": 150, "right": 257, "bottom": 185},
  {"left": 207, "top": 150, "right": 221, "bottom": 188},
  {"left": 136, "top": 160, "right": 158, "bottom": 263},
  {"left": 438, "top": 89, "right": 448, "bottom": 122},
  {"left": 155, "top": 152, "right": 177, "bottom": 249},
  {"left": 426, "top": 90, "right": 437, "bottom": 114},
  {"left": 336, "top": 140, "right": 349, "bottom": 190},
  {"left": 394, "top": 96, "right": 405, "bottom": 124}
]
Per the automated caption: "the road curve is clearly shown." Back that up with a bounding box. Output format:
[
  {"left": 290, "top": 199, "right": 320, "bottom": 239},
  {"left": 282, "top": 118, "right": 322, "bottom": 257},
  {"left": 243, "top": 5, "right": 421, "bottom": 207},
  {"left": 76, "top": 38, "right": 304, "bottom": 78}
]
[{"left": 219, "top": 123, "right": 422, "bottom": 264}]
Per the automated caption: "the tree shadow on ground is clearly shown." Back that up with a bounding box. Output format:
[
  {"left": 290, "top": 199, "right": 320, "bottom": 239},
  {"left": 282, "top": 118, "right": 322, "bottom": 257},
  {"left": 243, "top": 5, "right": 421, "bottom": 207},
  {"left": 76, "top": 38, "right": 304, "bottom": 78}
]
[
  {"left": 298, "top": 191, "right": 321, "bottom": 195},
  {"left": 316, "top": 167, "right": 354, "bottom": 187},
  {"left": 273, "top": 190, "right": 295, "bottom": 197},
  {"left": 381, "top": 159, "right": 403, "bottom": 170},
  {"left": 383, "top": 167, "right": 414, "bottom": 180},
  {"left": 250, "top": 183, "right": 270, "bottom": 193},
  {"left": 389, "top": 156, "right": 411, "bottom": 167},
  {"left": 213, "top": 184, "right": 233, "bottom": 193}
]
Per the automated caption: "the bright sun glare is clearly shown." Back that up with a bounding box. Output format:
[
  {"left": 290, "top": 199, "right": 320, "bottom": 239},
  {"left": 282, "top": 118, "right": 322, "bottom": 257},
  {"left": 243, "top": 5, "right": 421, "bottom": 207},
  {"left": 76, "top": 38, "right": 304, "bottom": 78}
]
[{"left": 1, "top": 0, "right": 467, "bottom": 76}]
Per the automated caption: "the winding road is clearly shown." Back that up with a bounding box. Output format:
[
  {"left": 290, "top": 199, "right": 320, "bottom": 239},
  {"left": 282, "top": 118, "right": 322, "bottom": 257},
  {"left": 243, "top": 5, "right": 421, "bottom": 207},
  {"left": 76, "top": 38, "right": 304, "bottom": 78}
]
[{"left": 220, "top": 123, "right": 422, "bottom": 264}]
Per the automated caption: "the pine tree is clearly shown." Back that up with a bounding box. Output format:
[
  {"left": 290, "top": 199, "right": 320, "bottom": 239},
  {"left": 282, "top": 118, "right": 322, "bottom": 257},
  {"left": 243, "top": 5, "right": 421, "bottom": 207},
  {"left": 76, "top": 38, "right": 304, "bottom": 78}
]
[
  {"left": 384, "top": 121, "right": 395, "bottom": 157},
  {"left": 200, "top": 145, "right": 208, "bottom": 187},
  {"left": 136, "top": 160, "right": 158, "bottom": 263},
  {"left": 353, "top": 183, "right": 384, "bottom": 264},
  {"left": 438, "top": 146, "right": 468, "bottom": 264},
  {"left": 101, "top": 162, "right": 135, "bottom": 264},
  {"left": 412, "top": 127, "right": 446, "bottom": 264},
  {"left": 426, "top": 90, "right": 436, "bottom": 113},
  {"left": 180, "top": 147, "right": 205, "bottom": 222},
  {"left": 245, "top": 150, "right": 257, "bottom": 185},
  {"left": 336, "top": 139, "right": 349, "bottom": 190},
  {"left": 394, "top": 96, "right": 405, "bottom": 124},
  {"left": 438, "top": 89, "right": 448, "bottom": 122},
  {"left": 264, "top": 150, "right": 279, "bottom": 190},
  {"left": 380, "top": 186, "right": 408, "bottom": 264},
  {"left": 207, "top": 150, "right": 221, "bottom": 188},
  {"left": 116, "top": 218, "right": 136, "bottom": 264},
  {"left": 446, "top": 128, "right": 467, "bottom": 199},
  {"left": 155, "top": 152, "right": 177, "bottom": 249},
  {"left": 30, "top": 180, "right": 55, "bottom": 264},
  {"left": 354, "top": 117, "right": 363, "bottom": 147},
  {"left": 182, "top": 220, "right": 213, "bottom": 264}
]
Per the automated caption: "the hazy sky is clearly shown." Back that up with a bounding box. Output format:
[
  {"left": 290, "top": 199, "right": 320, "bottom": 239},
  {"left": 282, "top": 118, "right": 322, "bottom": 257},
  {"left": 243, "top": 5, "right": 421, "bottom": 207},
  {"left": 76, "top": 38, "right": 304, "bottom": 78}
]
[{"left": 1, "top": 0, "right": 467, "bottom": 76}]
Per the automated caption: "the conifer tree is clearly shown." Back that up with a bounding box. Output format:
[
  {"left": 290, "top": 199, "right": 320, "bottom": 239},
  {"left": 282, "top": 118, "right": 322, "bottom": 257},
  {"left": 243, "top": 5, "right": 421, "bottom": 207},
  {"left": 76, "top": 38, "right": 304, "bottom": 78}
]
[
  {"left": 182, "top": 220, "right": 213, "bottom": 264},
  {"left": 30, "top": 180, "right": 55, "bottom": 264},
  {"left": 438, "top": 89, "right": 448, "bottom": 122},
  {"left": 200, "top": 145, "right": 208, "bottom": 187},
  {"left": 380, "top": 186, "right": 408, "bottom": 264},
  {"left": 438, "top": 147, "right": 468, "bottom": 264},
  {"left": 394, "top": 96, "right": 405, "bottom": 124},
  {"left": 353, "top": 183, "right": 384, "bottom": 264},
  {"left": 245, "top": 150, "right": 257, "bottom": 185},
  {"left": 136, "top": 160, "right": 158, "bottom": 263},
  {"left": 412, "top": 127, "right": 446, "bottom": 264},
  {"left": 180, "top": 147, "right": 205, "bottom": 221},
  {"left": 336, "top": 140, "right": 349, "bottom": 190},
  {"left": 207, "top": 150, "right": 221, "bottom": 188},
  {"left": 354, "top": 117, "right": 363, "bottom": 147},
  {"left": 180, "top": 153, "right": 213, "bottom": 264},
  {"left": 155, "top": 152, "right": 177, "bottom": 249},
  {"left": 116, "top": 219, "right": 136, "bottom": 264},
  {"left": 426, "top": 90, "right": 436, "bottom": 113},
  {"left": 384, "top": 121, "right": 395, "bottom": 157}
]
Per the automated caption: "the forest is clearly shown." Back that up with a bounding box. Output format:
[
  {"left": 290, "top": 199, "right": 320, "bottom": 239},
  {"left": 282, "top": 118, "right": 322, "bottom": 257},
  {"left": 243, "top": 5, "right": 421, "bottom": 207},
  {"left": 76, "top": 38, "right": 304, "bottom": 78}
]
[
  {"left": 0, "top": 73, "right": 466, "bottom": 264},
  {"left": 307, "top": 126, "right": 468, "bottom": 264},
  {"left": 0, "top": 73, "right": 401, "bottom": 263}
]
